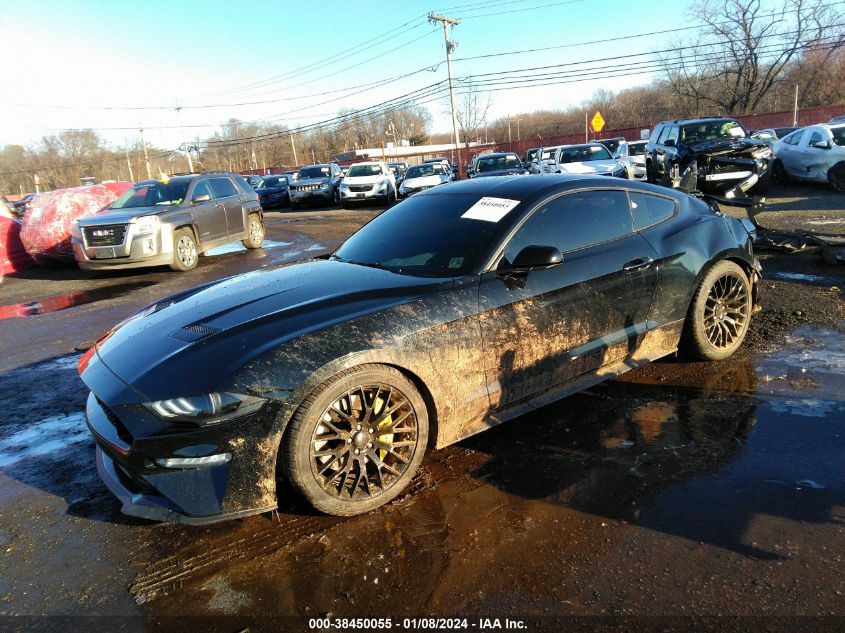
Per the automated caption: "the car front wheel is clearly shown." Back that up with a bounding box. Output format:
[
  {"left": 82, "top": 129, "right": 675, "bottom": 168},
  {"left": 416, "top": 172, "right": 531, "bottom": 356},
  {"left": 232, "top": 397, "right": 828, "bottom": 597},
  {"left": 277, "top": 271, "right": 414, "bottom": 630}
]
[
  {"left": 282, "top": 364, "right": 429, "bottom": 516},
  {"left": 682, "top": 260, "right": 752, "bottom": 361},
  {"left": 242, "top": 213, "right": 264, "bottom": 249},
  {"left": 170, "top": 228, "right": 198, "bottom": 272}
]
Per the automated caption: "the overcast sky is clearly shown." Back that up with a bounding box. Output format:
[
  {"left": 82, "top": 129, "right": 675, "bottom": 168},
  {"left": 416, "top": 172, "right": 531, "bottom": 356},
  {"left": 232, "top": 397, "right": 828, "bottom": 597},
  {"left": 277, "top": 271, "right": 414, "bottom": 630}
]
[{"left": 0, "top": 0, "right": 704, "bottom": 151}]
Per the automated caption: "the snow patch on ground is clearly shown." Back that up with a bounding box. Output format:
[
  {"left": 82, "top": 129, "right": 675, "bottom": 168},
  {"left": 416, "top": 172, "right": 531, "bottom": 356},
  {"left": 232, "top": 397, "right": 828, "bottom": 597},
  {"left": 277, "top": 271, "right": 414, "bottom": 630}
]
[
  {"left": 0, "top": 411, "right": 90, "bottom": 468},
  {"left": 771, "top": 272, "right": 832, "bottom": 284},
  {"left": 205, "top": 239, "right": 292, "bottom": 256},
  {"left": 768, "top": 398, "right": 839, "bottom": 418}
]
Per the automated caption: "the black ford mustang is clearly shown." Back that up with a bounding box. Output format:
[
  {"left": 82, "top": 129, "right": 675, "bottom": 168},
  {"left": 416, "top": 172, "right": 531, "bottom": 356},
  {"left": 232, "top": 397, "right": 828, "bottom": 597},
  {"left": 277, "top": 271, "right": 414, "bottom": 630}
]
[{"left": 79, "top": 175, "right": 760, "bottom": 523}]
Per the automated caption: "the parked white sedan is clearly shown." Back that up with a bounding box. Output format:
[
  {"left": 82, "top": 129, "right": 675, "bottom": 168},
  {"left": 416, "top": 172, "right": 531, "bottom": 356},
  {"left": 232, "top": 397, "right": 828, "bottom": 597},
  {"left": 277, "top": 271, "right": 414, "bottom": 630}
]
[{"left": 773, "top": 123, "right": 845, "bottom": 192}]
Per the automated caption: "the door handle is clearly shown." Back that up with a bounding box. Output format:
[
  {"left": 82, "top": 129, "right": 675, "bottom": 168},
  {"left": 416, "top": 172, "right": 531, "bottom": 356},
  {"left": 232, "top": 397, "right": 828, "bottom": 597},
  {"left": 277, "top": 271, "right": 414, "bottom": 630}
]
[
  {"left": 623, "top": 257, "right": 654, "bottom": 272},
  {"left": 215, "top": 202, "right": 224, "bottom": 208}
]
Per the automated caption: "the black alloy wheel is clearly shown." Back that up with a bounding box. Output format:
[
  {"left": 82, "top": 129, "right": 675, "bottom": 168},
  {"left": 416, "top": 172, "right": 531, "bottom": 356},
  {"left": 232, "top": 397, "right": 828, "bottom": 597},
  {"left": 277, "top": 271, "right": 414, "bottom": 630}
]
[{"left": 283, "top": 365, "right": 428, "bottom": 515}]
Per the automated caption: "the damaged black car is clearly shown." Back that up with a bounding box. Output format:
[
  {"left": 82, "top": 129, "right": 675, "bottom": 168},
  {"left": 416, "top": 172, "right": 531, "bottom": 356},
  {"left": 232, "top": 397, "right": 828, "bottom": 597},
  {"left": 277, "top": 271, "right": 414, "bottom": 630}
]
[
  {"left": 79, "top": 175, "right": 760, "bottom": 524},
  {"left": 646, "top": 117, "right": 772, "bottom": 203}
]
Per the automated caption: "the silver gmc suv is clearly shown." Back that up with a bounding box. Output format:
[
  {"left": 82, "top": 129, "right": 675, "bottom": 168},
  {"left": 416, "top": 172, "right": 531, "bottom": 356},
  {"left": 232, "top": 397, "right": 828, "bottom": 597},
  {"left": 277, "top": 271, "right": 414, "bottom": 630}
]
[{"left": 71, "top": 172, "right": 263, "bottom": 272}]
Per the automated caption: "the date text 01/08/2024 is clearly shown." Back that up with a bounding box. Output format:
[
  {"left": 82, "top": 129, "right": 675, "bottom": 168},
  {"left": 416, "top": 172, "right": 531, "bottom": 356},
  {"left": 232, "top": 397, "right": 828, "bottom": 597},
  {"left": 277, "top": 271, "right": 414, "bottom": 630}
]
[{"left": 307, "top": 617, "right": 527, "bottom": 630}]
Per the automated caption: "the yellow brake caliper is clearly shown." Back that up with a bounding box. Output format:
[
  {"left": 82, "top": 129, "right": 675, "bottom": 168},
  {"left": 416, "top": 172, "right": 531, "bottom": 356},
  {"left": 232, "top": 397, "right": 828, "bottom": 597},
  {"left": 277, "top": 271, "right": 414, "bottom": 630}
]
[{"left": 374, "top": 395, "right": 393, "bottom": 460}]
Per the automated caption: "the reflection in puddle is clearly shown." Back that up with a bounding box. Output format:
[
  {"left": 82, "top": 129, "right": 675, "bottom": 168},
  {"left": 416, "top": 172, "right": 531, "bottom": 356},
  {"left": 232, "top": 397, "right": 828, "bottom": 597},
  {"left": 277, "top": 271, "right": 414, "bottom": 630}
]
[
  {"left": 0, "top": 281, "right": 154, "bottom": 318},
  {"left": 136, "top": 326, "right": 845, "bottom": 617}
]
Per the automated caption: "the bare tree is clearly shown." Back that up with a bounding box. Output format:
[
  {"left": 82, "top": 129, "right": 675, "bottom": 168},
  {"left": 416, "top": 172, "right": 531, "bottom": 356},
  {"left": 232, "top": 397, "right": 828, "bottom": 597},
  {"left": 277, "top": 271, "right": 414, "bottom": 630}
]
[
  {"left": 446, "top": 80, "right": 492, "bottom": 144},
  {"left": 661, "top": 0, "right": 845, "bottom": 115}
]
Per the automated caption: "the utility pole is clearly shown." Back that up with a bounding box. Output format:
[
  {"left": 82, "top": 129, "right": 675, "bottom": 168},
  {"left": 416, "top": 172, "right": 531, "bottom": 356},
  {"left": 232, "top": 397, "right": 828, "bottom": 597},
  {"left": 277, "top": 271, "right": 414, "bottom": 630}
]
[
  {"left": 429, "top": 13, "right": 462, "bottom": 173},
  {"left": 793, "top": 84, "right": 799, "bottom": 126},
  {"left": 508, "top": 116, "right": 512, "bottom": 144},
  {"left": 139, "top": 127, "right": 152, "bottom": 179},
  {"left": 290, "top": 129, "right": 298, "bottom": 166},
  {"left": 125, "top": 147, "right": 135, "bottom": 181}
]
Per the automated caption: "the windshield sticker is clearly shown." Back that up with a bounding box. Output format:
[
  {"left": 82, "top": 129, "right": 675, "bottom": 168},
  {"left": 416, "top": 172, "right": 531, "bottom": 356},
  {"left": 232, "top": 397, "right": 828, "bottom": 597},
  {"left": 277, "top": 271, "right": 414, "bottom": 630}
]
[
  {"left": 448, "top": 257, "right": 464, "bottom": 269},
  {"left": 728, "top": 127, "right": 745, "bottom": 137},
  {"left": 461, "top": 197, "right": 520, "bottom": 222}
]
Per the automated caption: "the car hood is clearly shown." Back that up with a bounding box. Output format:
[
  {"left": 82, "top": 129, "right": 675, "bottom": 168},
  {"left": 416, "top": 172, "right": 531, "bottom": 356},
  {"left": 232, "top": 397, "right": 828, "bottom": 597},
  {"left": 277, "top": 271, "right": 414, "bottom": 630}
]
[
  {"left": 92, "top": 260, "right": 445, "bottom": 401},
  {"left": 558, "top": 160, "right": 619, "bottom": 174},
  {"left": 77, "top": 206, "right": 171, "bottom": 225},
  {"left": 256, "top": 184, "right": 288, "bottom": 193},
  {"left": 473, "top": 168, "right": 526, "bottom": 178},
  {"left": 688, "top": 138, "right": 764, "bottom": 156},
  {"left": 402, "top": 175, "right": 443, "bottom": 188},
  {"left": 291, "top": 177, "right": 329, "bottom": 187},
  {"left": 343, "top": 175, "right": 386, "bottom": 185}
]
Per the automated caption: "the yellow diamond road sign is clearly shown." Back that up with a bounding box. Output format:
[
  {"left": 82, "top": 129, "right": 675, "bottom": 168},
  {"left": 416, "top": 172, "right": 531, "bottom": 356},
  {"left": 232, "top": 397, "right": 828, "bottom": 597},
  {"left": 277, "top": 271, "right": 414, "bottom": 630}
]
[{"left": 591, "top": 111, "right": 605, "bottom": 133}]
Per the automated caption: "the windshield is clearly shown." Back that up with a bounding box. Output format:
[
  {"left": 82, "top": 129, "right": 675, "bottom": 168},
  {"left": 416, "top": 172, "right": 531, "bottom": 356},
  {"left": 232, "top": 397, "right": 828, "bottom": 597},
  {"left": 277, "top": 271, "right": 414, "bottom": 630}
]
[
  {"left": 347, "top": 164, "right": 383, "bottom": 177},
  {"left": 525, "top": 149, "right": 538, "bottom": 161},
  {"left": 477, "top": 155, "right": 521, "bottom": 172},
  {"left": 110, "top": 181, "right": 190, "bottom": 209},
  {"left": 260, "top": 176, "right": 286, "bottom": 187},
  {"left": 558, "top": 145, "right": 613, "bottom": 163},
  {"left": 405, "top": 164, "right": 437, "bottom": 178},
  {"left": 299, "top": 166, "right": 330, "bottom": 179},
  {"left": 333, "top": 192, "right": 517, "bottom": 276},
  {"left": 681, "top": 120, "right": 746, "bottom": 144},
  {"left": 832, "top": 127, "right": 845, "bottom": 146},
  {"left": 540, "top": 147, "right": 559, "bottom": 160}
]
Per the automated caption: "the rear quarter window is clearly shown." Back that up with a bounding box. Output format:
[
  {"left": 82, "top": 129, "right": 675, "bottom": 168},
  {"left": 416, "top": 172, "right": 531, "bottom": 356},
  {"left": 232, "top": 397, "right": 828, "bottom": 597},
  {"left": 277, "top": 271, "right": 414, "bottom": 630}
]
[
  {"left": 209, "top": 177, "right": 239, "bottom": 198},
  {"left": 629, "top": 192, "right": 677, "bottom": 230}
]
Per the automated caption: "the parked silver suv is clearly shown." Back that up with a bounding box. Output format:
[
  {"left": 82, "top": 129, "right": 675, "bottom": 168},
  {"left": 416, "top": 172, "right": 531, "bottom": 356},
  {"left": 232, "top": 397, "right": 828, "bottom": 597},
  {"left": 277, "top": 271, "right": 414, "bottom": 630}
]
[{"left": 71, "top": 172, "right": 263, "bottom": 272}]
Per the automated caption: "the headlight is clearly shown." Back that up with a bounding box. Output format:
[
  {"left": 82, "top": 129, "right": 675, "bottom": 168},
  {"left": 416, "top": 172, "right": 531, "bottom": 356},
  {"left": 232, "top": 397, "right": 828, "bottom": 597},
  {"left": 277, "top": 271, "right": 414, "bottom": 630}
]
[
  {"left": 752, "top": 147, "right": 772, "bottom": 160},
  {"left": 339, "top": 183, "right": 349, "bottom": 191},
  {"left": 132, "top": 215, "right": 160, "bottom": 235},
  {"left": 375, "top": 181, "right": 387, "bottom": 192},
  {"left": 320, "top": 182, "right": 330, "bottom": 190},
  {"left": 71, "top": 220, "right": 82, "bottom": 239},
  {"left": 144, "top": 392, "right": 266, "bottom": 427}
]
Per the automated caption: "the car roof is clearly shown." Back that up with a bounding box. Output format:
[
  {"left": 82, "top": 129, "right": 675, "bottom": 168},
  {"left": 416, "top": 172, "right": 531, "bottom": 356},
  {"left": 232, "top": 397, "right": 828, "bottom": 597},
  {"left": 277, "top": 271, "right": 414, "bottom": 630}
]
[
  {"left": 477, "top": 152, "right": 519, "bottom": 158},
  {"left": 416, "top": 173, "right": 688, "bottom": 203},
  {"left": 349, "top": 161, "right": 384, "bottom": 166},
  {"left": 658, "top": 117, "right": 740, "bottom": 125}
]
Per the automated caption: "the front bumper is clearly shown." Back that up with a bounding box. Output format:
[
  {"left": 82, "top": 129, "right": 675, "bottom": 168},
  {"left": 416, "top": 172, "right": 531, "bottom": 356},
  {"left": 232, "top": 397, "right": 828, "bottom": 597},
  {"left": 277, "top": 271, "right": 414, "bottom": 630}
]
[
  {"left": 340, "top": 187, "right": 389, "bottom": 203},
  {"left": 85, "top": 390, "right": 278, "bottom": 525},
  {"left": 72, "top": 224, "right": 175, "bottom": 270},
  {"left": 289, "top": 188, "right": 333, "bottom": 204}
]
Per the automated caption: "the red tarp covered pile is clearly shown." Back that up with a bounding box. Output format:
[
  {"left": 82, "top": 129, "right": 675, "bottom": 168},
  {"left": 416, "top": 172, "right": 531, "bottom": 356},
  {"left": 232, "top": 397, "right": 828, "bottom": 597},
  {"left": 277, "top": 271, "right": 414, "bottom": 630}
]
[
  {"left": 19, "top": 182, "right": 132, "bottom": 262},
  {"left": 0, "top": 217, "right": 37, "bottom": 276}
]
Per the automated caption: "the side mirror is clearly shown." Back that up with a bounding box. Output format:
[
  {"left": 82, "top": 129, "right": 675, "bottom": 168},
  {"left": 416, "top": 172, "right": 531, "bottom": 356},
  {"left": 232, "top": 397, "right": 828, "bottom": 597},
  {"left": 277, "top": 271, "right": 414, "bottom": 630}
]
[
  {"left": 811, "top": 140, "right": 831, "bottom": 150},
  {"left": 191, "top": 193, "right": 211, "bottom": 204},
  {"left": 664, "top": 139, "right": 676, "bottom": 147},
  {"left": 503, "top": 245, "right": 563, "bottom": 272}
]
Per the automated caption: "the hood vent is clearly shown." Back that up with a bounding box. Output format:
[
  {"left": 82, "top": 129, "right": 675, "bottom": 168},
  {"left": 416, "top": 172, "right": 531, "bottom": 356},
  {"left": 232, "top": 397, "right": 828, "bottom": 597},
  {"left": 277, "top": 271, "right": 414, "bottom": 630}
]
[{"left": 170, "top": 323, "right": 223, "bottom": 342}]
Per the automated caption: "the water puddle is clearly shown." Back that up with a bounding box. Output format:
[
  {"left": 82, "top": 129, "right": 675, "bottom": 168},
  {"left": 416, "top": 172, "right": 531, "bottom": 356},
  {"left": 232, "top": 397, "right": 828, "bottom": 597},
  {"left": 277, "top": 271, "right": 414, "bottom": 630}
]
[
  {"left": 205, "top": 239, "right": 292, "bottom": 256},
  {"left": 770, "top": 272, "right": 837, "bottom": 285},
  {"left": 0, "top": 281, "right": 154, "bottom": 319}
]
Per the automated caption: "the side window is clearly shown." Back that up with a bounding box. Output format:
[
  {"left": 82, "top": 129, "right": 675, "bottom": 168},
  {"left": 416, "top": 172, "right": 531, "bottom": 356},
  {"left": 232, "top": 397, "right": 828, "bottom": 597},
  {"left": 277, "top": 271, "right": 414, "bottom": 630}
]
[
  {"left": 502, "top": 190, "right": 633, "bottom": 263},
  {"left": 191, "top": 180, "right": 213, "bottom": 201},
  {"left": 629, "top": 192, "right": 676, "bottom": 230},
  {"left": 782, "top": 130, "right": 802, "bottom": 146},
  {"left": 209, "top": 177, "right": 238, "bottom": 198}
]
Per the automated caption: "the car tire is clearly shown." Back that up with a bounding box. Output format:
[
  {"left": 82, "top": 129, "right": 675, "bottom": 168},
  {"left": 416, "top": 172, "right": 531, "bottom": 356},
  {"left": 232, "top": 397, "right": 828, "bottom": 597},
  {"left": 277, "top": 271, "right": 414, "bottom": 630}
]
[
  {"left": 385, "top": 187, "right": 395, "bottom": 207},
  {"left": 332, "top": 188, "right": 340, "bottom": 206},
  {"left": 242, "top": 213, "right": 264, "bottom": 249},
  {"left": 169, "top": 228, "right": 199, "bottom": 272},
  {"left": 681, "top": 260, "right": 752, "bottom": 361},
  {"left": 771, "top": 159, "right": 789, "bottom": 185},
  {"left": 282, "top": 364, "right": 429, "bottom": 516},
  {"left": 645, "top": 160, "right": 656, "bottom": 183},
  {"left": 828, "top": 162, "right": 845, "bottom": 193}
]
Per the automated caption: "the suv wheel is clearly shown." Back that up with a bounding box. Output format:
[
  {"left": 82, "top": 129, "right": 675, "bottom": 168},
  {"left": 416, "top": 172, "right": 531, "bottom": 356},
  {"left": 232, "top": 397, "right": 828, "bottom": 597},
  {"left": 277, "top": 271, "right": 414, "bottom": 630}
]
[
  {"left": 645, "top": 160, "right": 656, "bottom": 183},
  {"left": 242, "top": 213, "right": 264, "bottom": 249},
  {"left": 170, "top": 228, "right": 198, "bottom": 272},
  {"left": 332, "top": 188, "right": 340, "bottom": 206}
]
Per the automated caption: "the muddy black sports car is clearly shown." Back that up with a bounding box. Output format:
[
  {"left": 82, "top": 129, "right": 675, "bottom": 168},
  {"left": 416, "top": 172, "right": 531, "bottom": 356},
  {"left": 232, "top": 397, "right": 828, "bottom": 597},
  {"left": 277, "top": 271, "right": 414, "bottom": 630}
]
[{"left": 79, "top": 175, "right": 760, "bottom": 523}]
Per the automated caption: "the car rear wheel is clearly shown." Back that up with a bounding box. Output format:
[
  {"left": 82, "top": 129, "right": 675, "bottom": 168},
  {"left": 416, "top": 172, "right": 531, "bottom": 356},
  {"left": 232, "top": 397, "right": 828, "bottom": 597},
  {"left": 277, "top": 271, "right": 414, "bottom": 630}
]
[
  {"left": 242, "top": 213, "right": 264, "bottom": 249},
  {"left": 282, "top": 365, "right": 429, "bottom": 516},
  {"left": 682, "top": 260, "right": 752, "bottom": 361},
  {"left": 828, "top": 162, "right": 845, "bottom": 193},
  {"left": 169, "top": 228, "right": 198, "bottom": 272},
  {"left": 645, "top": 160, "right": 656, "bottom": 183}
]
